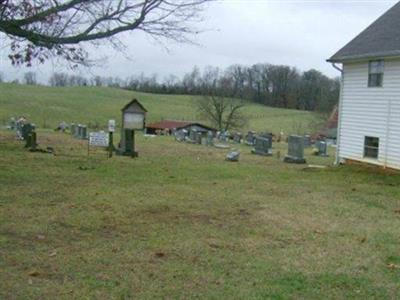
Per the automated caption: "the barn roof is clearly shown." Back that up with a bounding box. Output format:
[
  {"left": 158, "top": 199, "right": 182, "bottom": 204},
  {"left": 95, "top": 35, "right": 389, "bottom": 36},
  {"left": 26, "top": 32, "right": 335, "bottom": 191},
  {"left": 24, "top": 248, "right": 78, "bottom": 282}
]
[
  {"left": 146, "top": 120, "right": 216, "bottom": 131},
  {"left": 328, "top": 2, "right": 400, "bottom": 63}
]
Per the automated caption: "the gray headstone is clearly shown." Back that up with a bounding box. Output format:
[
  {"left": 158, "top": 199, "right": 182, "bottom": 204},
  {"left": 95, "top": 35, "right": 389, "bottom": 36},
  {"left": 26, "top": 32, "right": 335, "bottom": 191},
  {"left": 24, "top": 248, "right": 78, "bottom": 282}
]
[
  {"left": 206, "top": 131, "right": 214, "bottom": 146},
  {"left": 245, "top": 131, "right": 256, "bottom": 146},
  {"left": 21, "top": 123, "right": 34, "bottom": 141},
  {"left": 16, "top": 118, "right": 26, "bottom": 139},
  {"left": 284, "top": 135, "right": 306, "bottom": 164},
  {"left": 233, "top": 132, "right": 242, "bottom": 144},
  {"left": 81, "top": 125, "right": 87, "bottom": 139},
  {"left": 304, "top": 135, "right": 312, "bottom": 148},
  {"left": 316, "top": 141, "right": 329, "bottom": 157},
  {"left": 25, "top": 131, "right": 38, "bottom": 150},
  {"left": 70, "top": 123, "right": 76, "bottom": 136},
  {"left": 259, "top": 133, "right": 273, "bottom": 147},
  {"left": 75, "top": 125, "right": 80, "bottom": 138},
  {"left": 219, "top": 131, "right": 228, "bottom": 142},
  {"left": 58, "top": 121, "right": 68, "bottom": 132},
  {"left": 76, "top": 124, "right": 82, "bottom": 139},
  {"left": 226, "top": 151, "right": 240, "bottom": 162},
  {"left": 251, "top": 136, "right": 272, "bottom": 156}
]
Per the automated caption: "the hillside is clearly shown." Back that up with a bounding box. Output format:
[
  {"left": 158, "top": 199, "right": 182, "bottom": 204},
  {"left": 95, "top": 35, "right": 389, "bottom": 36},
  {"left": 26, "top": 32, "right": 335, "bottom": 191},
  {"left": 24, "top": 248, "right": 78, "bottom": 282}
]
[{"left": 0, "top": 83, "right": 322, "bottom": 134}]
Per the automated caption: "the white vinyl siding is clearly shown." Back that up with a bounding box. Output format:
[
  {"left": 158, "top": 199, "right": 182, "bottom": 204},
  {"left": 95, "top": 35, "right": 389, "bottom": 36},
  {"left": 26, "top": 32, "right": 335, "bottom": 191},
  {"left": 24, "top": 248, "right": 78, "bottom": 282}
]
[{"left": 339, "top": 59, "right": 400, "bottom": 169}]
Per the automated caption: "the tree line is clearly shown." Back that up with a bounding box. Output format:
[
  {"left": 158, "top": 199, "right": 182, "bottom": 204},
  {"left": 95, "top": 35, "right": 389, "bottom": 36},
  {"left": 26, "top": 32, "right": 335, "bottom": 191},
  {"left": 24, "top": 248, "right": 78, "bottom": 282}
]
[
  {"left": 107, "top": 64, "right": 340, "bottom": 113},
  {"left": 137, "top": 65, "right": 340, "bottom": 113},
  {"left": 3, "top": 63, "right": 340, "bottom": 114}
]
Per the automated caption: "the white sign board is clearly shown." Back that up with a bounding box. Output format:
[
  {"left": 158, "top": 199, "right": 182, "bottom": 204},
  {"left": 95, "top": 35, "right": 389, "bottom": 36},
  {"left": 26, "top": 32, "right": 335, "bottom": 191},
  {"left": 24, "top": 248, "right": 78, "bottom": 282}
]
[
  {"left": 124, "top": 112, "right": 144, "bottom": 130},
  {"left": 89, "top": 131, "right": 109, "bottom": 147},
  {"left": 108, "top": 119, "right": 116, "bottom": 132}
]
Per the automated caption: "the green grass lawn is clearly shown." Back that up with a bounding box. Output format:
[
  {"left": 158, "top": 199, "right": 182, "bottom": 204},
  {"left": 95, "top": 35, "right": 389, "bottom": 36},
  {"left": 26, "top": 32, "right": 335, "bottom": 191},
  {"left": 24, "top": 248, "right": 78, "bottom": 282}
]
[
  {"left": 0, "top": 83, "right": 322, "bottom": 135},
  {"left": 1, "top": 130, "right": 400, "bottom": 299}
]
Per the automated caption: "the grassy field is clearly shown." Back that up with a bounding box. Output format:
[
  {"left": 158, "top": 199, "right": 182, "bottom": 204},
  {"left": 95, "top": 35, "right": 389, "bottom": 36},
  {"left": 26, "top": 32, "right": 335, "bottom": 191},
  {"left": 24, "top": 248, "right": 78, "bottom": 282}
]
[
  {"left": 1, "top": 129, "right": 400, "bottom": 299},
  {"left": 0, "top": 83, "right": 322, "bottom": 135}
]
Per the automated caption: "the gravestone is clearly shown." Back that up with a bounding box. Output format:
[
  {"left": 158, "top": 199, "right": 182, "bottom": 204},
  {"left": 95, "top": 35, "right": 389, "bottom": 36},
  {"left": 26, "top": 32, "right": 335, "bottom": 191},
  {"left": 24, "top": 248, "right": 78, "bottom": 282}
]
[
  {"left": 21, "top": 123, "right": 34, "bottom": 141},
  {"left": 226, "top": 131, "right": 232, "bottom": 141},
  {"left": 206, "top": 131, "right": 214, "bottom": 146},
  {"left": 303, "top": 135, "right": 312, "bottom": 148},
  {"left": 315, "top": 141, "right": 329, "bottom": 157},
  {"left": 226, "top": 151, "right": 240, "bottom": 162},
  {"left": 251, "top": 136, "right": 272, "bottom": 156},
  {"left": 219, "top": 131, "right": 228, "bottom": 142},
  {"left": 233, "top": 132, "right": 242, "bottom": 144},
  {"left": 284, "top": 135, "right": 306, "bottom": 164},
  {"left": 72, "top": 124, "right": 78, "bottom": 138},
  {"left": 259, "top": 133, "right": 273, "bottom": 147},
  {"left": 77, "top": 124, "right": 83, "bottom": 139},
  {"left": 81, "top": 125, "right": 87, "bottom": 139},
  {"left": 245, "top": 131, "right": 256, "bottom": 146},
  {"left": 57, "top": 121, "right": 68, "bottom": 132},
  {"left": 70, "top": 123, "right": 76, "bottom": 136},
  {"left": 75, "top": 125, "right": 80, "bottom": 138},
  {"left": 16, "top": 117, "right": 27, "bottom": 139},
  {"left": 25, "top": 131, "right": 38, "bottom": 150}
]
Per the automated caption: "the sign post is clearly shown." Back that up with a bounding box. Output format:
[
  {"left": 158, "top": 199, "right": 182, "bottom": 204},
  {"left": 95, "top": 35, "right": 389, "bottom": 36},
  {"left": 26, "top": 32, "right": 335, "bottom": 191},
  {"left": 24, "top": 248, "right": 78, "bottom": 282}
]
[{"left": 108, "top": 119, "right": 116, "bottom": 158}]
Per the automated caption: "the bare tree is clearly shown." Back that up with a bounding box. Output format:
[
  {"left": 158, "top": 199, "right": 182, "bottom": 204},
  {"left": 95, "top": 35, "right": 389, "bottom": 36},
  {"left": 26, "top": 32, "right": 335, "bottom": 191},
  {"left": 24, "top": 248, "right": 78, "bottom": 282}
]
[
  {"left": 23, "top": 71, "right": 37, "bottom": 85},
  {"left": 197, "top": 74, "right": 247, "bottom": 131},
  {"left": 49, "top": 72, "right": 69, "bottom": 86},
  {"left": 197, "top": 94, "right": 247, "bottom": 132},
  {"left": 0, "top": 0, "right": 212, "bottom": 66},
  {"left": 182, "top": 65, "right": 201, "bottom": 93},
  {"left": 92, "top": 76, "right": 104, "bottom": 87},
  {"left": 0, "top": 72, "right": 3, "bottom": 83},
  {"left": 196, "top": 67, "right": 247, "bottom": 132},
  {"left": 68, "top": 74, "right": 88, "bottom": 86},
  {"left": 197, "top": 95, "right": 247, "bottom": 131}
]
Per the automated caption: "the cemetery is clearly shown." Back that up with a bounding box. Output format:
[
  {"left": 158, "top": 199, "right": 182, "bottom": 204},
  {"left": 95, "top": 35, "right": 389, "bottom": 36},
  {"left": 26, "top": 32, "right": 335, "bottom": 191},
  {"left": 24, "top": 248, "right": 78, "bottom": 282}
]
[
  {"left": 1, "top": 87, "right": 400, "bottom": 299},
  {"left": 3, "top": 1, "right": 400, "bottom": 298}
]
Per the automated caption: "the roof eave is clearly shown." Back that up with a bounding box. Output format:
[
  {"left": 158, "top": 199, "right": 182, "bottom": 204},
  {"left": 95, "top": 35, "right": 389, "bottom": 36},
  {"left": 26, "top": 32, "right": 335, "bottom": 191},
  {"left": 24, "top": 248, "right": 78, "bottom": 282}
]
[
  {"left": 327, "top": 52, "right": 400, "bottom": 64},
  {"left": 121, "top": 99, "right": 148, "bottom": 112}
]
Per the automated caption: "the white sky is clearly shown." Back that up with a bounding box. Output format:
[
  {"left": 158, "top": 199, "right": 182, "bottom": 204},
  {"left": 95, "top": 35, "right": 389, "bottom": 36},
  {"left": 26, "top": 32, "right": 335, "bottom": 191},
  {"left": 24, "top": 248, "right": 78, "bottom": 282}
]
[{"left": 0, "top": 0, "right": 398, "bottom": 83}]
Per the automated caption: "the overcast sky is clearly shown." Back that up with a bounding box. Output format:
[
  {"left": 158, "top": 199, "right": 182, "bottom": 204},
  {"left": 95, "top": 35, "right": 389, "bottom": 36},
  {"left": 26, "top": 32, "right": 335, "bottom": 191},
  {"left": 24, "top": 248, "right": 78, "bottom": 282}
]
[{"left": 0, "top": 0, "right": 398, "bottom": 83}]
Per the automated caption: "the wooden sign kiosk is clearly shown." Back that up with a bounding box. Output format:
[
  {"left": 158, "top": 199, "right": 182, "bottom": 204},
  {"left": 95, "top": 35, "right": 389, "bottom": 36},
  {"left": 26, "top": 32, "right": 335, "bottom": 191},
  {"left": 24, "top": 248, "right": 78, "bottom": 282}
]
[{"left": 118, "top": 99, "right": 147, "bottom": 157}]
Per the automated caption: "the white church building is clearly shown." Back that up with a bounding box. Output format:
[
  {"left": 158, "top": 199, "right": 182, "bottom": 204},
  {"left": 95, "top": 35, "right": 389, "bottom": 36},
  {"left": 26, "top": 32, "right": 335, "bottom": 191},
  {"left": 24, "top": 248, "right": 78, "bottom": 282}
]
[{"left": 328, "top": 2, "right": 400, "bottom": 170}]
